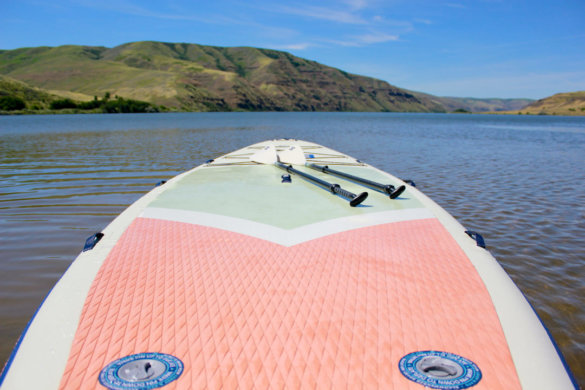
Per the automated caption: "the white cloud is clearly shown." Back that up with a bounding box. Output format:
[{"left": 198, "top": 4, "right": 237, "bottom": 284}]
[
  {"left": 277, "top": 5, "right": 367, "bottom": 24},
  {"left": 353, "top": 32, "right": 399, "bottom": 44},
  {"left": 343, "top": 0, "right": 370, "bottom": 10},
  {"left": 414, "top": 18, "right": 432, "bottom": 25},
  {"left": 73, "top": 0, "right": 226, "bottom": 23},
  {"left": 255, "top": 1, "right": 413, "bottom": 49},
  {"left": 272, "top": 42, "right": 313, "bottom": 50},
  {"left": 321, "top": 33, "right": 399, "bottom": 47}
]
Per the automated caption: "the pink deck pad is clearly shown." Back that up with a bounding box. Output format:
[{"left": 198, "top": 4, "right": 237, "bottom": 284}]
[{"left": 59, "top": 217, "right": 521, "bottom": 389}]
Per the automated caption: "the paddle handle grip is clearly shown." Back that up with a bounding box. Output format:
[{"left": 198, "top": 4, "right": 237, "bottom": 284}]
[
  {"left": 331, "top": 185, "right": 368, "bottom": 207},
  {"left": 330, "top": 184, "right": 353, "bottom": 199}
]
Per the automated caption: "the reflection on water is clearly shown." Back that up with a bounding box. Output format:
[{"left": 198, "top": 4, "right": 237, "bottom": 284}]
[{"left": 1, "top": 113, "right": 584, "bottom": 386}]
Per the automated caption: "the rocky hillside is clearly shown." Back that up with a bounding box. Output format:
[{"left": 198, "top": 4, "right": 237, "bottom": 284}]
[{"left": 0, "top": 41, "right": 445, "bottom": 112}]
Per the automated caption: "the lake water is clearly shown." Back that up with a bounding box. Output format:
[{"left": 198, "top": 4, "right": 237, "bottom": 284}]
[{"left": 1, "top": 112, "right": 584, "bottom": 386}]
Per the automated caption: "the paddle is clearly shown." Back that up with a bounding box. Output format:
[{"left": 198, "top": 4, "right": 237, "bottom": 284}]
[
  {"left": 276, "top": 162, "right": 368, "bottom": 207},
  {"left": 307, "top": 163, "right": 406, "bottom": 199},
  {"left": 251, "top": 145, "right": 368, "bottom": 207},
  {"left": 273, "top": 145, "right": 405, "bottom": 199}
]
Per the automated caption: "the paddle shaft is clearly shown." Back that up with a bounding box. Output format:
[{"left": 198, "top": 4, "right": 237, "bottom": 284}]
[
  {"left": 276, "top": 162, "right": 367, "bottom": 207},
  {"left": 307, "top": 163, "right": 405, "bottom": 199}
]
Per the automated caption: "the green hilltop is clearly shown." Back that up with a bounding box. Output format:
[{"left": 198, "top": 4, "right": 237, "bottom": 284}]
[
  {"left": 513, "top": 91, "right": 585, "bottom": 116},
  {"left": 0, "top": 41, "right": 445, "bottom": 113}
]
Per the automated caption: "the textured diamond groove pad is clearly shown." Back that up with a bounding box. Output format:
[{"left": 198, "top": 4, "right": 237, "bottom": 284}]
[{"left": 59, "top": 217, "right": 521, "bottom": 389}]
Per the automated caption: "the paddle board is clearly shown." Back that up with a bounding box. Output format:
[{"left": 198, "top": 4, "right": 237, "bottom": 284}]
[{"left": 0, "top": 139, "right": 577, "bottom": 389}]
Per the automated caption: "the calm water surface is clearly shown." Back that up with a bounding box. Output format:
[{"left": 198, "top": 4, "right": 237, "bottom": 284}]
[{"left": 1, "top": 113, "right": 584, "bottom": 386}]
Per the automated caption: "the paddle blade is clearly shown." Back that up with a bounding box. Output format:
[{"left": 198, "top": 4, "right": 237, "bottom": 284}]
[
  {"left": 250, "top": 145, "right": 277, "bottom": 164},
  {"left": 278, "top": 146, "right": 306, "bottom": 165}
]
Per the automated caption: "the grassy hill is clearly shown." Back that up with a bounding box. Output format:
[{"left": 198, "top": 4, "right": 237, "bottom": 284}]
[
  {"left": 512, "top": 91, "right": 585, "bottom": 116},
  {"left": 0, "top": 41, "right": 445, "bottom": 112},
  {"left": 0, "top": 75, "right": 61, "bottom": 111},
  {"left": 0, "top": 74, "right": 159, "bottom": 114}
]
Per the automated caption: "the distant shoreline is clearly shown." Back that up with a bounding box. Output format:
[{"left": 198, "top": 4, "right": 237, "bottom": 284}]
[{"left": 3, "top": 109, "right": 585, "bottom": 116}]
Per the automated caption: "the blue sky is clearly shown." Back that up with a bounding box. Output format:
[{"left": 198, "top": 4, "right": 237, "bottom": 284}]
[{"left": 1, "top": 0, "right": 584, "bottom": 99}]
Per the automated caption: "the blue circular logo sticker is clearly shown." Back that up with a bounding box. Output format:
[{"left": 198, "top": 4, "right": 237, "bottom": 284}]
[
  {"left": 99, "top": 352, "right": 183, "bottom": 390},
  {"left": 398, "top": 351, "right": 481, "bottom": 390}
]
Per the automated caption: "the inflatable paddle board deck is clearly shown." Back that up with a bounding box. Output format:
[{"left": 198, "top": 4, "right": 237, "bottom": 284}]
[{"left": 1, "top": 139, "right": 577, "bottom": 389}]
